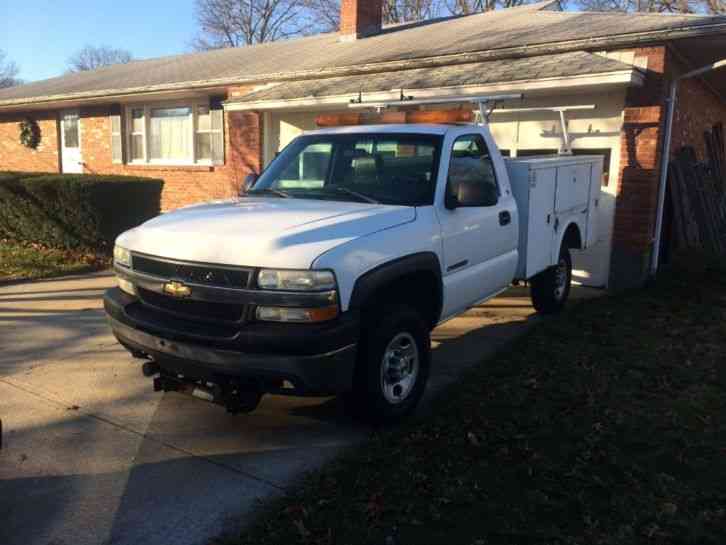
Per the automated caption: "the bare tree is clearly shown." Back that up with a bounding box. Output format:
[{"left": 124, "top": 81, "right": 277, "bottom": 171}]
[
  {"left": 305, "top": 0, "right": 445, "bottom": 31},
  {"left": 0, "top": 50, "right": 21, "bottom": 88},
  {"left": 192, "top": 0, "right": 321, "bottom": 50},
  {"left": 576, "top": 0, "right": 724, "bottom": 12},
  {"left": 66, "top": 45, "right": 133, "bottom": 72},
  {"left": 444, "top": 0, "right": 536, "bottom": 12},
  {"left": 303, "top": 0, "right": 341, "bottom": 31},
  {"left": 306, "top": 0, "right": 540, "bottom": 30},
  {"left": 383, "top": 0, "right": 443, "bottom": 23}
]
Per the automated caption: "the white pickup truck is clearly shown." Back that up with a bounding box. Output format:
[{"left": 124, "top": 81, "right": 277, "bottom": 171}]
[{"left": 105, "top": 121, "right": 602, "bottom": 421}]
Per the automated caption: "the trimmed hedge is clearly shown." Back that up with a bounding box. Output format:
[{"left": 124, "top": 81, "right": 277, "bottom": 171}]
[{"left": 0, "top": 172, "right": 163, "bottom": 251}]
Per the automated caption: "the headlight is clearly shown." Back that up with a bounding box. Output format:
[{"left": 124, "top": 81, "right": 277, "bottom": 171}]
[
  {"left": 257, "top": 269, "right": 336, "bottom": 291},
  {"left": 114, "top": 246, "right": 131, "bottom": 268}
]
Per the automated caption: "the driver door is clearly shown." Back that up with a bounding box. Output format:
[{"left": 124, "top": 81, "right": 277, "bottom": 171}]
[{"left": 438, "top": 132, "right": 518, "bottom": 319}]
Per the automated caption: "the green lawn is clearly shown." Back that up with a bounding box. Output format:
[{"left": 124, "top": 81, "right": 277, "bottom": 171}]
[
  {"left": 0, "top": 239, "right": 110, "bottom": 283},
  {"left": 230, "top": 257, "right": 726, "bottom": 545}
]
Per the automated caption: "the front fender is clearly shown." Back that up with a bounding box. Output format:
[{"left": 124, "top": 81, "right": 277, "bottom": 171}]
[
  {"left": 349, "top": 252, "right": 442, "bottom": 307},
  {"left": 312, "top": 207, "right": 444, "bottom": 311}
]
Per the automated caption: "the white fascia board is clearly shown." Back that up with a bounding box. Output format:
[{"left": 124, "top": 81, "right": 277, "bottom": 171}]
[{"left": 224, "top": 69, "right": 643, "bottom": 112}]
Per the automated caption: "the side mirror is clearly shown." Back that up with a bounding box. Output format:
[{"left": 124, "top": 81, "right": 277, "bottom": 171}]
[{"left": 242, "top": 172, "right": 258, "bottom": 195}]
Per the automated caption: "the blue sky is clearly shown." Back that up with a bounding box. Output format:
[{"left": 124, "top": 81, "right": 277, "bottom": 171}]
[{"left": 1, "top": 0, "right": 199, "bottom": 82}]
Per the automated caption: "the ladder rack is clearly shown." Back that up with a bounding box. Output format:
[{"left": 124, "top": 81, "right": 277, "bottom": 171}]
[
  {"left": 348, "top": 93, "right": 524, "bottom": 121},
  {"left": 346, "top": 92, "right": 597, "bottom": 154}
]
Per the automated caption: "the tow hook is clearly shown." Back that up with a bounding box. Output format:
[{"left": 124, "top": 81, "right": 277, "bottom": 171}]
[
  {"left": 152, "top": 372, "right": 263, "bottom": 414},
  {"left": 142, "top": 361, "right": 160, "bottom": 377}
]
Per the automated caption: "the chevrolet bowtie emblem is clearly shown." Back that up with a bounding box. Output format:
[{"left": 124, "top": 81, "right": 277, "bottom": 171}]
[{"left": 163, "top": 281, "right": 192, "bottom": 298}]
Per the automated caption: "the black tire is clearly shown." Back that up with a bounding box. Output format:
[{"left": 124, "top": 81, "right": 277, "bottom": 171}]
[
  {"left": 530, "top": 246, "right": 572, "bottom": 315},
  {"left": 347, "top": 304, "right": 430, "bottom": 424}
]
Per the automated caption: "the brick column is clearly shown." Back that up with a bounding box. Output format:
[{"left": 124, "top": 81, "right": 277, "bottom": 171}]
[
  {"left": 609, "top": 47, "right": 669, "bottom": 290},
  {"left": 225, "top": 111, "right": 263, "bottom": 194}
]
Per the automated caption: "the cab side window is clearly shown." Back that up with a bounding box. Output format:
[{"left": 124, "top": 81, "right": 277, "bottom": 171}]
[{"left": 448, "top": 134, "right": 499, "bottom": 207}]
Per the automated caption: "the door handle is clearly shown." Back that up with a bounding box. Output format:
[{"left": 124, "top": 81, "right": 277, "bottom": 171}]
[{"left": 499, "top": 211, "right": 511, "bottom": 226}]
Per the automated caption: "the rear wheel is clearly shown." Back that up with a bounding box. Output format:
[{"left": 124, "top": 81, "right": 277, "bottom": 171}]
[
  {"left": 530, "top": 246, "right": 572, "bottom": 314},
  {"left": 347, "top": 305, "right": 430, "bottom": 424}
]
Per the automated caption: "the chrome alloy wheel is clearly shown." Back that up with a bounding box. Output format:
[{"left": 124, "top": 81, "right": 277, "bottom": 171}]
[
  {"left": 380, "top": 332, "right": 420, "bottom": 405},
  {"left": 554, "top": 258, "right": 569, "bottom": 301}
]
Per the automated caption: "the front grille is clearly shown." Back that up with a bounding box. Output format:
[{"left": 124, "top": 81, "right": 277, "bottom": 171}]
[
  {"left": 138, "top": 287, "right": 246, "bottom": 324},
  {"left": 126, "top": 302, "right": 240, "bottom": 341},
  {"left": 132, "top": 255, "right": 251, "bottom": 289}
]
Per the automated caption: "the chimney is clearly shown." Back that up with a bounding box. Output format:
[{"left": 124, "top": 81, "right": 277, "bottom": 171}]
[{"left": 340, "top": 0, "right": 383, "bottom": 41}]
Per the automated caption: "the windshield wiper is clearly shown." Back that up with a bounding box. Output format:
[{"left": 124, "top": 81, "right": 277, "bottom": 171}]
[
  {"left": 325, "top": 186, "right": 380, "bottom": 204},
  {"left": 247, "top": 188, "right": 291, "bottom": 199}
]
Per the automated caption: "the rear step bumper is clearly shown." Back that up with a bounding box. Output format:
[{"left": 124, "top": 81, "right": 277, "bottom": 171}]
[{"left": 107, "top": 314, "right": 357, "bottom": 396}]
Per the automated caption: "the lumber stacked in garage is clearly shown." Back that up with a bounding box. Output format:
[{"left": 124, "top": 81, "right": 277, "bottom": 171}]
[{"left": 668, "top": 123, "right": 726, "bottom": 255}]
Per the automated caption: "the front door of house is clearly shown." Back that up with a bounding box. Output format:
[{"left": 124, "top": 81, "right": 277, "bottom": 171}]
[{"left": 60, "top": 109, "right": 83, "bottom": 173}]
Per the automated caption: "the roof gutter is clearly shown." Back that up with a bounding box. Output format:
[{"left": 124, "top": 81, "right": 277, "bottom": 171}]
[
  {"left": 1, "top": 21, "right": 725, "bottom": 111},
  {"left": 651, "top": 58, "right": 726, "bottom": 276}
]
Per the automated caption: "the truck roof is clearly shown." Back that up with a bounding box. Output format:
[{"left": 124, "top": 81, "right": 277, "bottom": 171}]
[{"left": 303, "top": 124, "right": 452, "bottom": 137}]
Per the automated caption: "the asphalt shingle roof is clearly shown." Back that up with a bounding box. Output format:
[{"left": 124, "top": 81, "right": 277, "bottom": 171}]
[
  {"left": 0, "top": 1, "right": 724, "bottom": 106},
  {"left": 233, "top": 51, "right": 635, "bottom": 103}
]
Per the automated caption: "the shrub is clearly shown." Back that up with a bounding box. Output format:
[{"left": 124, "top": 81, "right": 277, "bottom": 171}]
[{"left": 0, "top": 172, "right": 163, "bottom": 251}]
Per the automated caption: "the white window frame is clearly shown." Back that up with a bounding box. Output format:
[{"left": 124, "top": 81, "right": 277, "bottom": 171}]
[{"left": 124, "top": 99, "right": 214, "bottom": 166}]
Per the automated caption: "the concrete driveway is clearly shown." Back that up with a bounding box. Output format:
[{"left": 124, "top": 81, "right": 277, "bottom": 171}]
[{"left": 0, "top": 272, "right": 600, "bottom": 545}]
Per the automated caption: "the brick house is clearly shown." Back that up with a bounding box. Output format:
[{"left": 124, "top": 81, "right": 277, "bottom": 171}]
[{"left": 1, "top": 0, "right": 725, "bottom": 289}]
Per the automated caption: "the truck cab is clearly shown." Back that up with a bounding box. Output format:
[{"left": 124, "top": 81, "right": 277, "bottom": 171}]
[{"left": 105, "top": 121, "right": 600, "bottom": 422}]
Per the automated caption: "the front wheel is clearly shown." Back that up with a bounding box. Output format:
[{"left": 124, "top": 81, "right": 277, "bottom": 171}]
[
  {"left": 530, "top": 246, "right": 572, "bottom": 314},
  {"left": 347, "top": 305, "right": 430, "bottom": 424}
]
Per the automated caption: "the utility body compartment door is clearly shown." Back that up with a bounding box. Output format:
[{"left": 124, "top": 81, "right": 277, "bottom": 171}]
[
  {"left": 526, "top": 167, "right": 557, "bottom": 277},
  {"left": 555, "top": 163, "right": 592, "bottom": 214},
  {"left": 583, "top": 157, "right": 603, "bottom": 247},
  {"left": 507, "top": 155, "right": 603, "bottom": 280},
  {"left": 436, "top": 127, "right": 519, "bottom": 320}
]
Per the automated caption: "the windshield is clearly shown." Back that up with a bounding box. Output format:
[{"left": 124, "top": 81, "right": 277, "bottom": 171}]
[{"left": 249, "top": 133, "right": 443, "bottom": 206}]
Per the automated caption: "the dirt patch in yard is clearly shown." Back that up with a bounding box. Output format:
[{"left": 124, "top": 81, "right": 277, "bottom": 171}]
[{"left": 228, "top": 256, "right": 726, "bottom": 545}]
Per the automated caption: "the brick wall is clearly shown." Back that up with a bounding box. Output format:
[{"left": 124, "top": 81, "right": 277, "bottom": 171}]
[
  {"left": 0, "top": 95, "right": 263, "bottom": 211},
  {"left": 671, "top": 76, "right": 726, "bottom": 161},
  {"left": 609, "top": 46, "right": 669, "bottom": 289},
  {"left": 0, "top": 110, "right": 60, "bottom": 172},
  {"left": 609, "top": 46, "right": 726, "bottom": 289},
  {"left": 78, "top": 105, "right": 262, "bottom": 210}
]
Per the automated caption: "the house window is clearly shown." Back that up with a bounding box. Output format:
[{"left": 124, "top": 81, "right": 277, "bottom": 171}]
[
  {"left": 196, "top": 105, "right": 215, "bottom": 161},
  {"left": 125, "top": 100, "right": 222, "bottom": 165},
  {"left": 130, "top": 108, "right": 145, "bottom": 162}
]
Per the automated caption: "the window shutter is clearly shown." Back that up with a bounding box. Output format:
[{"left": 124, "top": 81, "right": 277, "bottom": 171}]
[
  {"left": 110, "top": 104, "right": 124, "bottom": 164},
  {"left": 210, "top": 96, "right": 225, "bottom": 166}
]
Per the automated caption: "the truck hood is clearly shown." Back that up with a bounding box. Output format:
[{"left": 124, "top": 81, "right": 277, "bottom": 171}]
[{"left": 117, "top": 197, "right": 416, "bottom": 269}]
